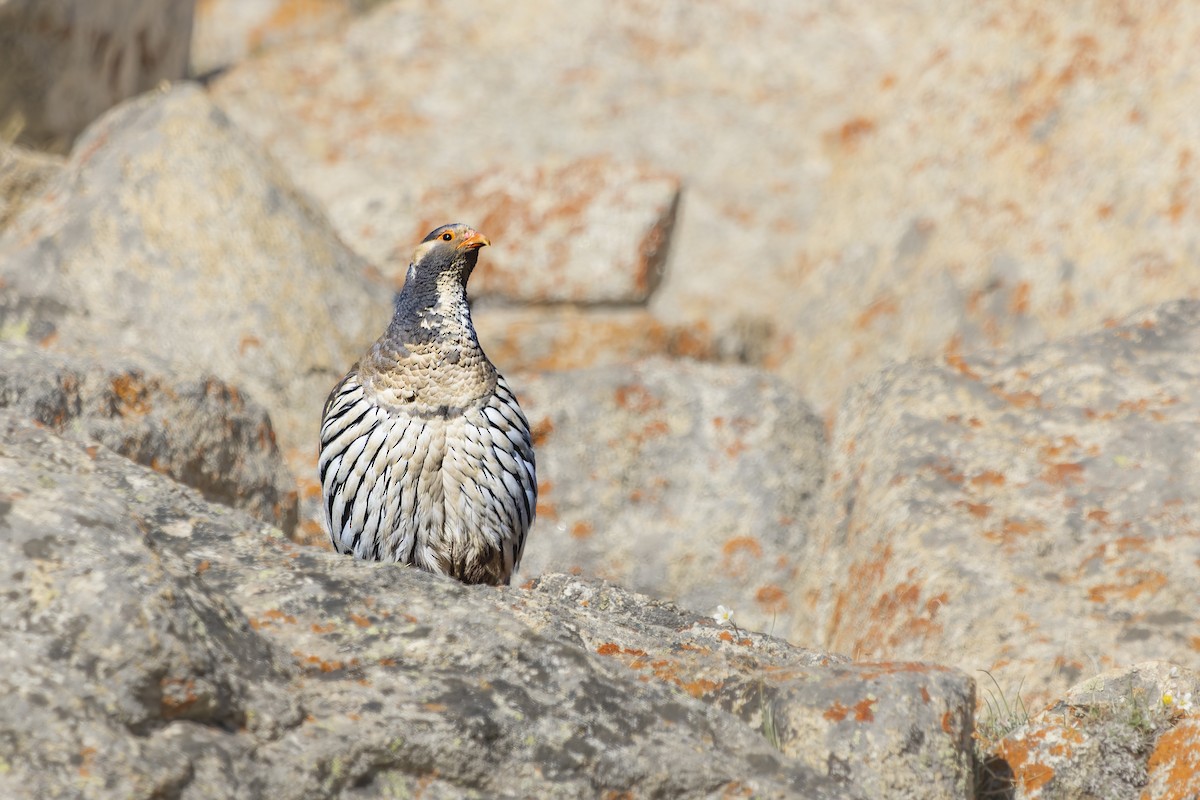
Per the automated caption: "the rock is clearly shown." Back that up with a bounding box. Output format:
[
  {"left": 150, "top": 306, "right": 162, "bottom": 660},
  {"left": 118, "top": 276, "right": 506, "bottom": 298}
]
[
  {"left": 796, "top": 299, "right": 1200, "bottom": 703},
  {"left": 191, "top": 0, "right": 370, "bottom": 76},
  {"left": 0, "top": 340, "right": 298, "bottom": 533},
  {"left": 402, "top": 157, "right": 680, "bottom": 305},
  {"left": 0, "top": 0, "right": 194, "bottom": 152},
  {"left": 515, "top": 358, "right": 826, "bottom": 637},
  {"left": 207, "top": 1, "right": 1200, "bottom": 415},
  {"left": 979, "top": 661, "right": 1199, "bottom": 799},
  {"left": 205, "top": 0, "right": 836, "bottom": 333},
  {"left": 528, "top": 575, "right": 975, "bottom": 800},
  {"left": 0, "top": 410, "right": 962, "bottom": 799},
  {"left": 0, "top": 412, "right": 299, "bottom": 800},
  {"left": 754, "top": 662, "right": 975, "bottom": 798},
  {"left": 0, "top": 83, "right": 390, "bottom": 461},
  {"left": 472, "top": 305, "right": 718, "bottom": 373},
  {"left": 0, "top": 143, "right": 62, "bottom": 231},
  {"left": 777, "top": 5, "right": 1200, "bottom": 413},
  {"left": 1143, "top": 718, "right": 1200, "bottom": 800}
]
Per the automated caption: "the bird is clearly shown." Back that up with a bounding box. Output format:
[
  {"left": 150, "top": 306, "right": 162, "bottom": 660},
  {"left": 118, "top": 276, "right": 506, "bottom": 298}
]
[{"left": 317, "top": 223, "right": 536, "bottom": 586}]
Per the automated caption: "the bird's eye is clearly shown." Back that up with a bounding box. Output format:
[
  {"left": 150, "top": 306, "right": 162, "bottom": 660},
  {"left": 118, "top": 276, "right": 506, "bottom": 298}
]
[{"left": 441, "top": 232, "right": 453, "bottom": 241}]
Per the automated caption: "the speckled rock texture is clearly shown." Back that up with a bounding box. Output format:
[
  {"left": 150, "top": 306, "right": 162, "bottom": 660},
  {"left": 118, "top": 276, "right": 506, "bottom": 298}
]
[
  {"left": 979, "top": 662, "right": 1200, "bottom": 800},
  {"left": 191, "top": 0, "right": 382, "bottom": 75},
  {"left": 515, "top": 359, "right": 826, "bottom": 638},
  {"left": 403, "top": 157, "right": 679, "bottom": 305},
  {"left": 207, "top": 1, "right": 1200, "bottom": 409},
  {"left": 0, "top": 0, "right": 194, "bottom": 152},
  {"left": 471, "top": 306, "right": 719, "bottom": 374},
  {"left": 0, "top": 411, "right": 982, "bottom": 799},
  {"left": 0, "top": 83, "right": 390, "bottom": 461},
  {"left": 1143, "top": 717, "right": 1200, "bottom": 800},
  {"left": 0, "top": 341, "right": 297, "bottom": 533},
  {"left": 798, "top": 299, "right": 1200, "bottom": 707}
]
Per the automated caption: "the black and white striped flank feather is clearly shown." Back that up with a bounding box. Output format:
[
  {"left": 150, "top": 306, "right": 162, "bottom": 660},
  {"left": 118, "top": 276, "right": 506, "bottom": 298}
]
[{"left": 317, "top": 224, "right": 536, "bottom": 586}]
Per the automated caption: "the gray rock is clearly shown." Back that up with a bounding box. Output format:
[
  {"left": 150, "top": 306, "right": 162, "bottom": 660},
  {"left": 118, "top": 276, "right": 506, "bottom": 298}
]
[
  {"left": 752, "top": 662, "right": 975, "bottom": 799},
  {"left": 0, "top": 0, "right": 194, "bottom": 152},
  {"left": 191, "top": 0, "right": 386, "bottom": 76},
  {"left": 207, "top": 1, "right": 1200, "bottom": 418},
  {"left": 0, "top": 83, "right": 390, "bottom": 461},
  {"left": 396, "top": 157, "right": 680, "bottom": 305},
  {"left": 0, "top": 142, "right": 62, "bottom": 231},
  {"left": 206, "top": 0, "right": 834, "bottom": 361},
  {"left": 525, "top": 576, "right": 975, "bottom": 800},
  {"left": 980, "top": 661, "right": 1200, "bottom": 800},
  {"left": 515, "top": 358, "right": 826, "bottom": 637},
  {"left": 0, "top": 412, "right": 298, "bottom": 800},
  {"left": 796, "top": 299, "right": 1200, "bottom": 704},
  {"left": 0, "top": 340, "right": 297, "bottom": 533},
  {"left": 471, "top": 305, "right": 719, "bottom": 373},
  {"left": 2, "top": 411, "right": 911, "bottom": 799}
]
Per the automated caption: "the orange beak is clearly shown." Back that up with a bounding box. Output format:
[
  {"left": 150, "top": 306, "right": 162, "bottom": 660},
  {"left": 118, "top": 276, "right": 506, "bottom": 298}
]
[{"left": 458, "top": 230, "right": 490, "bottom": 251}]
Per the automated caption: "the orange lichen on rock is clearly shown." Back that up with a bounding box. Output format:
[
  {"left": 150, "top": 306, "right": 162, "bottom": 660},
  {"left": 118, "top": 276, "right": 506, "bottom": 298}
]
[
  {"left": 853, "top": 697, "right": 876, "bottom": 722},
  {"left": 828, "top": 543, "right": 894, "bottom": 644},
  {"left": 1087, "top": 569, "right": 1169, "bottom": 603},
  {"left": 821, "top": 698, "right": 876, "bottom": 723},
  {"left": 614, "top": 383, "right": 662, "bottom": 413},
  {"left": 754, "top": 584, "right": 787, "bottom": 613},
  {"left": 969, "top": 470, "right": 1006, "bottom": 488},
  {"left": 824, "top": 701, "right": 849, "bottom": 722},
  {"left": 993, "top": 710, "right": 1087, "bottom": 795},
  {"left": 852, "top": 578, "right": 945, "bottom": 651},
  {"left": 944, "top": 351, "right": 981, "bottom": 380},
  {"left": 854, "top": 295, "right": 899, "bottom": 330},
  {"left": 992, "top": 387, "right": 1042, "bottom": 409},
  {"left": 834, "top": 116, "right": 876, "bottom": 148},
  {"left": 1143, "top": 719, "right": 1200, "bottom": 800},
  {"left": 112, "top": 374, "right": 152, "bottom": 415},
  {"left": 531, "top": 416, "right": 555, "bottom": 447},
  {"left": 721, "top": 536, "right": 764, "bottom": 577},
  {"left": 985, "top": 517, "right": 1048, "bottom": 549},
  {"left": 957, "top": 500, "right": 992, "bottom": 518},
  {"left": 1041, "top": 461, "right": 1085, "bottom": 486}
]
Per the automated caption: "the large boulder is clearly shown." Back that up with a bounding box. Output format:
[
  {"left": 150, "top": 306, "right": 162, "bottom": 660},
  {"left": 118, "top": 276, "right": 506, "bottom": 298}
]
[
  {"left": 796, "top": 299, "right": 1200, "bottom": 703},
  {"left": 0, "top": 411, "right": 978, "bottom": 798},
  {"left": 0, "top": 340, "right": 297, "bottom": 533},
  {"left": 0, "top": 0, "right": 194, "bottom": 152},
  {"left": 400, "top": 157, "right": 679, "bottom": 305},
  {"left": 0, "top": 83, "right": 390, "bottom": 460},
  {"left": 516, "top": 359, "right": 826, "bottom": 636},
  {"left": 209, "top": 1, "right": 1200, "bottom": 411},
  {"left": 0, "top": 412, "right": 299, "bottom": 799}
]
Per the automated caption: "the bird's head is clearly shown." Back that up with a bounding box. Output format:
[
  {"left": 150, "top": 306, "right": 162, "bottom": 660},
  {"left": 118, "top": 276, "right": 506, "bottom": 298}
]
[{"left": 405, "top": 223, "right": 490, "bottom": 290}]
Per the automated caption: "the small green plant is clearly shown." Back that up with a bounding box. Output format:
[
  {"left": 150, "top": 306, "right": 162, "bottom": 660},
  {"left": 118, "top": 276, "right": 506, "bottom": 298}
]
[
  {"left": 975, "top": 670, "right": 1030, "bottom": 747},
  {"left": 757, "top": 679, "right": 783, "bottom": 752},
  {"left": 973, "top": 671, "right": 1030, "bottom": 799},
  {"left": 972, "top": 671, "right": 1183, "bottom": 799}
]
